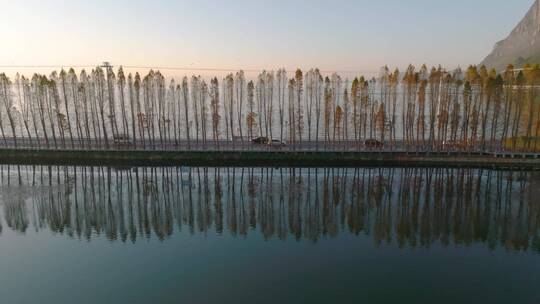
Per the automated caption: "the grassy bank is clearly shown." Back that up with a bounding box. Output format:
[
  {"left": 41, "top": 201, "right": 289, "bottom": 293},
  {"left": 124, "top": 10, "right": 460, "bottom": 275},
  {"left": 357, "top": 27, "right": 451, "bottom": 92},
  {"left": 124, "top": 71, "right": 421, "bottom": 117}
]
[{"left": 0, "top": 149, "right": 538, "bottom": 169}]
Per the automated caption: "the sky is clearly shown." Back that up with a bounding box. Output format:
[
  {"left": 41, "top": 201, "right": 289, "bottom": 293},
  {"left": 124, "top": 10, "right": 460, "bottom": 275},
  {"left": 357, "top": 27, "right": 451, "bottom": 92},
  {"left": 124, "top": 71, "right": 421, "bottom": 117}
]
[{"left": 0, "top": 0, "right": 535, "bottom": 77}]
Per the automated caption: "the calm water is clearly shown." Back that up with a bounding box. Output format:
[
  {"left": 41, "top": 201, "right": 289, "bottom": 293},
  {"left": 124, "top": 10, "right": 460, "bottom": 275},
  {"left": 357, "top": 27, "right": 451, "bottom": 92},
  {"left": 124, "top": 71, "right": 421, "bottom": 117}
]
[{"left": 0, "top": 165, "right": 539, "bottom": 304}]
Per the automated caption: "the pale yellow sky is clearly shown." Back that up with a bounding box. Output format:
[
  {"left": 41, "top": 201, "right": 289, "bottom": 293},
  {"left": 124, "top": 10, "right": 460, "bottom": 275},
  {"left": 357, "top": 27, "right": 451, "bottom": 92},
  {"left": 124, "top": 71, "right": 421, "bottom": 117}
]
[{"left": 0, "top": 0, "right": 534, "bottom": 79}]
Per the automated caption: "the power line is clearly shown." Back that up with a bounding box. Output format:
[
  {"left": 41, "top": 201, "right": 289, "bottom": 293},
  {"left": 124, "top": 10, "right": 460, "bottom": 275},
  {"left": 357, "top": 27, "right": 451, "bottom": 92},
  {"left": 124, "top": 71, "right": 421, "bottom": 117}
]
[
  {"left": 0, "top": 64, "right": 379, "bottom": 74},
  {"left": 0, "top": 65, "right": 95, "bottom": 68},
  {"left": 123, "top": 65, "right": 378, "bottom": 74},
  {"left": 2, "top": 64, "right": 532, "bottom": 74}
]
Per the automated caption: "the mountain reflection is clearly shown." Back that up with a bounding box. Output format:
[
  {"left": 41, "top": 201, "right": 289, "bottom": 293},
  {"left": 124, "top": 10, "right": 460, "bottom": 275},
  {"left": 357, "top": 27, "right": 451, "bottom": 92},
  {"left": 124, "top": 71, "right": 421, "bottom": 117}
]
[{"left": 0, "top": 165, "right": 539, "bottom": 252}]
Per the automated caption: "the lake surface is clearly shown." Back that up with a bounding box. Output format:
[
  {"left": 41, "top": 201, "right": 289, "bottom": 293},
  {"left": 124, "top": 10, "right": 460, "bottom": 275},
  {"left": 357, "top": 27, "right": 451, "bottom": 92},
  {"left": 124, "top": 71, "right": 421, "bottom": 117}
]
[{"left": 0, "top": 165, "right": 539, "bottom": 303}]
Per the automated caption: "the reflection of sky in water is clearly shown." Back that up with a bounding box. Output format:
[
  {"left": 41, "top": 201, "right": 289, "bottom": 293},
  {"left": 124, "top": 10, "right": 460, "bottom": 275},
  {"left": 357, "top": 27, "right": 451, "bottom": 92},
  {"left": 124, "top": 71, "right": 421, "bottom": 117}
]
[{"left": 0, "top": 166, "right": 539, "bottom": 303}]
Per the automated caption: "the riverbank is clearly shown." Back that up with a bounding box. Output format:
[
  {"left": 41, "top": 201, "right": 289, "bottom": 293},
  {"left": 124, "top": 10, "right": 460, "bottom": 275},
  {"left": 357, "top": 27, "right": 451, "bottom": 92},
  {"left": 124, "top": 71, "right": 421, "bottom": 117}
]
[{"left": 0, "top": 148, "right": 539, "bottom": 169}]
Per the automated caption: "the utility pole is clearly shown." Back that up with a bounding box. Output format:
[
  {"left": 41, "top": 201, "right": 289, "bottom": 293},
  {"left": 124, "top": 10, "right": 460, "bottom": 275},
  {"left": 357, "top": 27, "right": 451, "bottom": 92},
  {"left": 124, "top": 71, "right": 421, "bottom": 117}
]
[{"left": 100, "top": 61, "right": 113, "bottom": 73}]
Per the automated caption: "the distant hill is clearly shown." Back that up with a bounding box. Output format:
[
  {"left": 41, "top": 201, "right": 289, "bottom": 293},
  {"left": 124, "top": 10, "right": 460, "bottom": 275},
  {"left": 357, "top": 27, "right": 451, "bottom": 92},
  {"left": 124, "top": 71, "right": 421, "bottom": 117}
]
[{"left": 482, "top": 0, "right": 540, "bottom": 70}]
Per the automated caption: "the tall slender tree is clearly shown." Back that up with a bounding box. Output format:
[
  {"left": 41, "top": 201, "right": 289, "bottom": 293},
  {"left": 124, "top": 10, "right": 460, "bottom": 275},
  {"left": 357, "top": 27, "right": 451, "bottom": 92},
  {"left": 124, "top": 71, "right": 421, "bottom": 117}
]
[{"left": 235, "top": 71, "right": 245, "bottom": 142}]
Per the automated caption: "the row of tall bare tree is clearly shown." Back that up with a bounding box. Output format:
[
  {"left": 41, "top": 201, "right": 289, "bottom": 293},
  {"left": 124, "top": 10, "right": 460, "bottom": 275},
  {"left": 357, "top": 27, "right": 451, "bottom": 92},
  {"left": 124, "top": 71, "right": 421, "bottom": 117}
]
[{"left": 0, "top": 64, "right": 539, "bottom": 151}]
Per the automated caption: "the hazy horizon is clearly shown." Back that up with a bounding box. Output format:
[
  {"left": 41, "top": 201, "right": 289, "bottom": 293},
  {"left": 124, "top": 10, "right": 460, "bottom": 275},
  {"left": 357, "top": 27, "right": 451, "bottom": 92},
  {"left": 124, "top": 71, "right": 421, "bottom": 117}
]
[{"left": 0, "top": 0, "right": 534, "bottom": 77}]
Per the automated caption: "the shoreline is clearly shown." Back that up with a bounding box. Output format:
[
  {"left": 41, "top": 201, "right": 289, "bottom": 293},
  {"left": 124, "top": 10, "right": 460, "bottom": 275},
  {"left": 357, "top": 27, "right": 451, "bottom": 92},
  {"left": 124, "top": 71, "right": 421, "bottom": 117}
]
[{"left": 1, "top": 149, "right": 539, "bottom": 169}]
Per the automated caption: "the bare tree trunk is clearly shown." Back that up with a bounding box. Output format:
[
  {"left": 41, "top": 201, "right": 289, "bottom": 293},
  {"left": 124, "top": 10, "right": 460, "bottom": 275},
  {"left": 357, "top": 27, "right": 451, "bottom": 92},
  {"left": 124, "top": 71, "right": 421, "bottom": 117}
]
[
  {"left": 118, "top": 68, "right": 129, "bottom": 144},
  {"left": 288, "top": 79, "right": 296, "bottom": 145},
  {"left": 182, "top": 77, "right": 190, "bottom": 149},
  {"left": 106, "top": 68, "right": 119, "bottom": 144},
  {"left": 46, "top": 80, "right": 58, "bottom": 149},
  {"left": 79, "top": 73, "right": 91, "bottom": 148},
  {"left": 16, "top": 75, "right": 33, "bottom": 145},
  {"left": 277, "top": 69, "right": 286, "bottom": 143},
  {"left": 266, "top": 72, "right": 274, "bottom": 142},
  {"left": 235, "top": 71, "right": 245, "bottom": 143},
  {"left": 128, "top": 75, "right": 137, "bottom": 148},
  {"left": 60, "top": 71, "right": 74, "bottom": 149},
  {"left": 0, "top": 75, "right": 14, "bottom": 147},
  {"left": 68, "top": 70, "right": 83, "bottom": 149},
  {"left": 314, "top": 71, "right": 322, "bottom": 149}
]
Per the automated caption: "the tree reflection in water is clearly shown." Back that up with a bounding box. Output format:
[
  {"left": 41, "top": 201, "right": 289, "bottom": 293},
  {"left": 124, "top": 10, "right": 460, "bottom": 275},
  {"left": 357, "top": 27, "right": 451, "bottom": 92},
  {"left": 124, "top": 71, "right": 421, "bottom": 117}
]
[{"left": 0, "top": 165, "right": 539, "bottom": 252}]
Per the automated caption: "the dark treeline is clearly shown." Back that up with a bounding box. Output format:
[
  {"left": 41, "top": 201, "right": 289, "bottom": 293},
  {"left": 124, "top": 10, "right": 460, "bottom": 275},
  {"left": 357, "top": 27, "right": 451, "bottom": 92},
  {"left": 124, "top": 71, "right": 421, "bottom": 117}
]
[
  {"left": 1, "top": 64, "right": 540, "bottom": 151},
  {"left": 0, "top": 165, "right": 538, "bottom": 252}
]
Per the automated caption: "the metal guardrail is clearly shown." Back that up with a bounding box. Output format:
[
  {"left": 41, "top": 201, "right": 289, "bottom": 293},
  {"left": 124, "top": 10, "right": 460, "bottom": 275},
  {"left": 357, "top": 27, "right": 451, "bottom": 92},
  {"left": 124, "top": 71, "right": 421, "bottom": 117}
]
[{"left": 0, "top": 138, "right": 539, "bottom": 158}]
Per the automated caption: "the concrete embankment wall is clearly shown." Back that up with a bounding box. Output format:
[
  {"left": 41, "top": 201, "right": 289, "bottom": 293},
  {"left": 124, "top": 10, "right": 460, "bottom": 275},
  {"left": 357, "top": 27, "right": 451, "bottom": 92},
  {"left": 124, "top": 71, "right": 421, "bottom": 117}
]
[{"left": 0, "top": 149, "right": 539, "bottom": 169}]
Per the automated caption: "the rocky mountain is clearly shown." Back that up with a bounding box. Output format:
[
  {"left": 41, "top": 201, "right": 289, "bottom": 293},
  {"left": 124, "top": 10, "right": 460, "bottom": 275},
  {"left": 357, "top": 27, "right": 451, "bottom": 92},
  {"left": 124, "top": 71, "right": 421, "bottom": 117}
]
[{"left": 482, "top": 0, "right": 540, "bottom": 70}]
